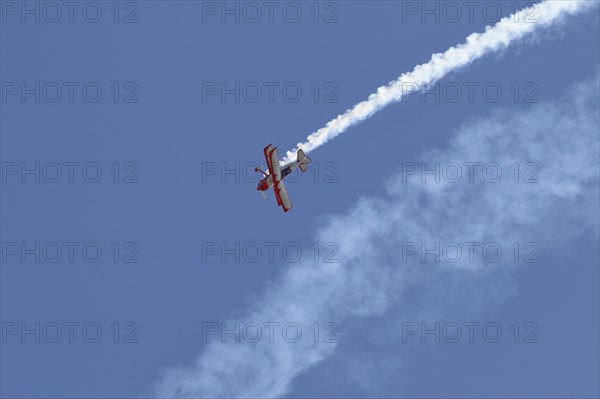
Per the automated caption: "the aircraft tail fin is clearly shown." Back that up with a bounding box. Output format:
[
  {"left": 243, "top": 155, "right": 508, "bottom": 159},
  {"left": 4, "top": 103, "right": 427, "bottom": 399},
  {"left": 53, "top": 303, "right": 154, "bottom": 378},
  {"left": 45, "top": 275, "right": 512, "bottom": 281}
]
[{"left": 297, "top": 149, "right": 311, "bottom": 172}]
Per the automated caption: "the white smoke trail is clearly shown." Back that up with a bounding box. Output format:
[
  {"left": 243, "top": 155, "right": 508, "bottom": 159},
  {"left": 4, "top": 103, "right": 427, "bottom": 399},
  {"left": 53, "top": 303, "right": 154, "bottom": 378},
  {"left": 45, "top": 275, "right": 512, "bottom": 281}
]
[{"left": 281, "top": 0, "right": 594, "bottom": 165}]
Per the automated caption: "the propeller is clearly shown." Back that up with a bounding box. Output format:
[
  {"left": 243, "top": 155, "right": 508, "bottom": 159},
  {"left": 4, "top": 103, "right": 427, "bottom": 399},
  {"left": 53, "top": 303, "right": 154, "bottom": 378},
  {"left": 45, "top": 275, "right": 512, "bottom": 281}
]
[{"left": 255, "top": 164, "right": 269, "bottom": 176}]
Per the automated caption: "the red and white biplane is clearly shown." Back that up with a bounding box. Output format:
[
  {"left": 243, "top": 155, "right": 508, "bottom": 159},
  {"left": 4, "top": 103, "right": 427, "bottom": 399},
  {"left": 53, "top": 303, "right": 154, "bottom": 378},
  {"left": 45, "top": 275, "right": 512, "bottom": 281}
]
[{"left": 256, "top": 144, "right": 311, "bottom": 212}]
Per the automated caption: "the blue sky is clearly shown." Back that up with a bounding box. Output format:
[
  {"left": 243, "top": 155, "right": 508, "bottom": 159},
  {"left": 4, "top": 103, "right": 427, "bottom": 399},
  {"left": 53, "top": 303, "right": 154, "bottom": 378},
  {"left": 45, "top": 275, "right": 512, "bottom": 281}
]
[{"left": 1, "top": 1, "right": 599, "bottom": 398}]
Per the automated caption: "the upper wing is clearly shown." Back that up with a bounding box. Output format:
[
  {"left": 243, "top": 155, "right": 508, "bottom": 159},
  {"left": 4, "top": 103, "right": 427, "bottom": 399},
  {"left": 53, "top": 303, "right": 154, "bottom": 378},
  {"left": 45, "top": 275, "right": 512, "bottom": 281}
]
[
  {"left": 269, "top": 146, "right": 281, "bottom": 179},
  {"left": 263, "top": 144, "right": 292, "bottom": 212},
  {"left": 274, "top": 179, "right": 293, "bottom": 212},
  {"left": 263, "top": 144, "right": 275, "bottom": 175}
]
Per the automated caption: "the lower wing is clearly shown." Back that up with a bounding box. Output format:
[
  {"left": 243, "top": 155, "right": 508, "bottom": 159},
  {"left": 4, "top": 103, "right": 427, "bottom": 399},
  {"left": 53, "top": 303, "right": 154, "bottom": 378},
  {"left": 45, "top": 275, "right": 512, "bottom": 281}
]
[{"left": 274, "top": 179, "right": 292, "bottom": 212}]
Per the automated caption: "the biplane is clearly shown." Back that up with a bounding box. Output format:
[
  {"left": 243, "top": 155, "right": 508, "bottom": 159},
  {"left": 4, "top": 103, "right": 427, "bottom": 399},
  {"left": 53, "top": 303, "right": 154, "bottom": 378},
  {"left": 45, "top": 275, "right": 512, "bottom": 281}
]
[{"left": 256, "top": 144, "right": 311, "bottom": 212}]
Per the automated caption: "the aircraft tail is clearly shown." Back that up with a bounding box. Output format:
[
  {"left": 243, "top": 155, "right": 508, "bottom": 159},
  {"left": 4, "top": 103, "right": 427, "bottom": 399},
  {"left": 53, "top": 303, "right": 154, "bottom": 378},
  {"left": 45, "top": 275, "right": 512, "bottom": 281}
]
[{"left": 297, "top": 149, "right": 311, "bottom": 172}]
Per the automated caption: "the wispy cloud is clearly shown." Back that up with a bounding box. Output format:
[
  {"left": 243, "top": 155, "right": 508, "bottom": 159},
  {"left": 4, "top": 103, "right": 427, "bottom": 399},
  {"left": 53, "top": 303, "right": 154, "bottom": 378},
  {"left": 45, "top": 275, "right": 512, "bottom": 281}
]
[{"left": 156, "top": 69, "right": 599, "bottom": 397}]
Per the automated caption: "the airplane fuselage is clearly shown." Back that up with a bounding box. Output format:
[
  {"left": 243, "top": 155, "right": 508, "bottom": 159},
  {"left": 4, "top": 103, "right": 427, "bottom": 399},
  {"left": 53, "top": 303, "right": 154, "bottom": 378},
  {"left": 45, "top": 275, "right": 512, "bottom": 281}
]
[{"left": 256, "top": 161, "right": 299, "bottom": 191}]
